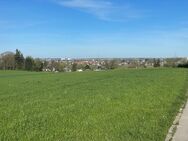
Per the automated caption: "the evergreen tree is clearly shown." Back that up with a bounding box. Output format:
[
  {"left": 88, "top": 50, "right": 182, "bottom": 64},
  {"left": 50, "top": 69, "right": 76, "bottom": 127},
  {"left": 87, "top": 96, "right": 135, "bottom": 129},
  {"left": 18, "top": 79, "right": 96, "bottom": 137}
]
[
  {"left": 154, "top": 59, "right": 161, "bottom": 67},
  {"left": 25, "top": 56, "right": 34, "bottom": 71},
  {"left": 14, "top": 49, "right": 25, "bottom": 70}
]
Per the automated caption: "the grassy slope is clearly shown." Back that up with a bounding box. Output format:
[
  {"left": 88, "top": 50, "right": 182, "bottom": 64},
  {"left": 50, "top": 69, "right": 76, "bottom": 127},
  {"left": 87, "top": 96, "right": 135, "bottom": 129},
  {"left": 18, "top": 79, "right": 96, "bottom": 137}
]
[{"left": 0, "top": 68, "right": 188, "bottom": 141}]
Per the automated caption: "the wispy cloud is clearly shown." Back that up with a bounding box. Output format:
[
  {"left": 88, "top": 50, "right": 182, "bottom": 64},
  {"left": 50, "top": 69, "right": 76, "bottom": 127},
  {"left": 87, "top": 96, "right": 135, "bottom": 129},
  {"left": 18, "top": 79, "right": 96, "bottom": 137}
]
[{"left": 54, "top": 0, "right": 142, "bottom": 21}]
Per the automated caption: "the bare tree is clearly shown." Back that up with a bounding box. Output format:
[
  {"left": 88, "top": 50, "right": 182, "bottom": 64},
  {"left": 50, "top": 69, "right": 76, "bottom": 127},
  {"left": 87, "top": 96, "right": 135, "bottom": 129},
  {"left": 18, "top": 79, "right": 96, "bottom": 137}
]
[
  {"left": 0, "top": 56, "right": 3, "bottom": 69},
  {"left": 1, "top": 53, "right": 15, "bottom": 70},
  {"left": 104, "top": 60, "right": 118, "bottom": 70}
]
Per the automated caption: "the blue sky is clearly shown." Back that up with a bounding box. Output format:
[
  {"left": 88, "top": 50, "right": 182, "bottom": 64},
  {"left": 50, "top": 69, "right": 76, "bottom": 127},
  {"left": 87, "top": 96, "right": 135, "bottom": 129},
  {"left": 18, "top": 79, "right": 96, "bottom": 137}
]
[{"left": 0, "top": 0, "right": 188, "bottom": 58}]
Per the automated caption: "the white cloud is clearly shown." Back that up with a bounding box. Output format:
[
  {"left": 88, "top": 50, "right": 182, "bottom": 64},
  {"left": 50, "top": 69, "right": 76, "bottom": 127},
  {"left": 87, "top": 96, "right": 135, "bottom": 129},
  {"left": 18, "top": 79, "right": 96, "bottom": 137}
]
[
  {"left": 54, "top": 0, "right": 142, "bottom": 21},
  {"left": 58, "top": 0, "right": 111, "bottom": 9}
]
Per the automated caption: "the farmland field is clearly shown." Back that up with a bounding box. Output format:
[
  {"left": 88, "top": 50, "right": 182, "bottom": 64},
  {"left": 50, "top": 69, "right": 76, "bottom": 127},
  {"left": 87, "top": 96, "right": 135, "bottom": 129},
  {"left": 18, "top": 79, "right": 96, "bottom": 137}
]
[{"left": 0, "top": 68, "right": 188, "bottom": 141}]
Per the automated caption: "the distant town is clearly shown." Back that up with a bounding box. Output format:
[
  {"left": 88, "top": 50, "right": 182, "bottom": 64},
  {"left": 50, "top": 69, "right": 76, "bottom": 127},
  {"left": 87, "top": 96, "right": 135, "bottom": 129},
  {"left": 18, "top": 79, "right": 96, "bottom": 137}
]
[{"left": 1, "top": 50, "right": 188, "bottom": 72}]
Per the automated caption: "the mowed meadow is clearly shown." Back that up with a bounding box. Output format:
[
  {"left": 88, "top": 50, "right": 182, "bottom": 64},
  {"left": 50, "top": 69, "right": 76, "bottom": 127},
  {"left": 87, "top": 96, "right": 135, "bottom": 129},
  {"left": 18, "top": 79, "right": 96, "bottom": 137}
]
[{"left": 0, "top": 68, "right": 188, "bottom": 141}]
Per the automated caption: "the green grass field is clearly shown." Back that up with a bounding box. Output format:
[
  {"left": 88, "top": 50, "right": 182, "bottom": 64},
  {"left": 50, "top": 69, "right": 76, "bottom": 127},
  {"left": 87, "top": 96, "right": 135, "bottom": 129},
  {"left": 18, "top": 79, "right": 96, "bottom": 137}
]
[{"left": 0, "top": 68, "right": 188, "bottom": 141}]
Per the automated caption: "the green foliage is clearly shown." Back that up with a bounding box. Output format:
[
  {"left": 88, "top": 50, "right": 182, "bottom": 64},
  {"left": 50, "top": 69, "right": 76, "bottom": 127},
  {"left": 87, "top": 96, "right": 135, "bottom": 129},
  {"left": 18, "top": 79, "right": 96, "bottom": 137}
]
[
  {"left": 25, "top": 56, "right": 35, "bottom": 71},
  {"left": 71, "top": 63, "right": 77, "bottom": 72},
  {"left": 105, "top": 60, "right": 118, "bottom": 69},
  {"left": 178, "top": 63, "right": 188, "bottom": 68},
  {"left": 164, "top": 59, "right": 177, "bottom": 68},
  {"left": 59, "top": 63, "right": 66, "bottom": 72},
  {"left": 14, "top": 49, "right": 25, "bottom": 70},
  {"left": 84, "top": 64, "right": 91, "bottom": 70},
  {"left": 0, "top": 69, "right": 188, "bottom": 141},
  {"left": 49, "top": 61, "right": 65, "bottom": 72},
  {"left": 33, "top": 59, "right": 43, "bottom": 72}
]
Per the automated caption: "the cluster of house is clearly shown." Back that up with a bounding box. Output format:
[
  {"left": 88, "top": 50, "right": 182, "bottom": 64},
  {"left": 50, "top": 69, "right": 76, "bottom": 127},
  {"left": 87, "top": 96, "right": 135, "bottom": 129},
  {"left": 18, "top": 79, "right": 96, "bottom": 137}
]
[
  {"left": 1, "top": 50, "right": 188, "bottom": 72},
  {"left": 41, "top": 57, "right": 188, "bottom": 72},
  {"left": 41, "top": 58, "right": 107, "bottom": 72}
]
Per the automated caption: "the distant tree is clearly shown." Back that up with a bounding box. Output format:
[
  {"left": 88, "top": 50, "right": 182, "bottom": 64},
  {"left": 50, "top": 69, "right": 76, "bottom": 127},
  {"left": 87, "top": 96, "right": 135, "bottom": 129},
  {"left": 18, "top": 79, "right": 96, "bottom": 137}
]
[
  {"left": 109, "top": 60, "right": 118, "bottom": 69},
  {"left": 25, "top": 56, "right": 34, "bottom": 71},
  {"left": 154, "top": 59, "right": 161, "bottom": 67},
  {"left": 14, "top": 49, "right": 25, "bottom": 70},
  {"left": 71, "top": 63, "right": 77, "bottom": 72},
  {"left": 104, "top": 60, "right": 110, "bottom": 69},
  {"left": 43, "top": 61, "right": 48, "bottom": 69},
  {"left": 58, "top": 63, "right": 65, "bottom": 72},
  {"left": 0, "top": 57, "right": 2, "bottom": 69},
  {"left": 164, "top": 58, "right": 180, "bottom": 68},
  {"left": 51, "top": 61, "right": 60, "bottom": 71},
  {"left": 1, "top": 53, "right": 15, "bottom": 70},
  {"left": 76, "top": 64, "right": 84, "bottom": 70},
  {"left": 104, "top": 60, "right": 118, "bottom": 69},
  {"left": 178, "top": 63, "right": 188, "bottom": 68},
  {"left": 51, "top": 61, "right": 65, "bottom": 72},
  {"left": 84, "top": 64, "right": 91, "bottom": 70},
  {"left": 34, "top": 59, "right": 43, "bottom": 71}
]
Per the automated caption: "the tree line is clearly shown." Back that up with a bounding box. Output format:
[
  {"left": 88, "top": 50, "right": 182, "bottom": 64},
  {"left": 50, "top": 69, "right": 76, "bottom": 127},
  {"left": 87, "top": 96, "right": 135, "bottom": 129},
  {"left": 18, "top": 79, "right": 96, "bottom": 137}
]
[
  {"left": 0, "top": 49, "right": 119, "bottom": 72},
  {"left": 1, "top": 49, "right": 169, "bottom": 72},
  {"left": 0, "top": 49, "right": 45, "bottom": 71}
]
